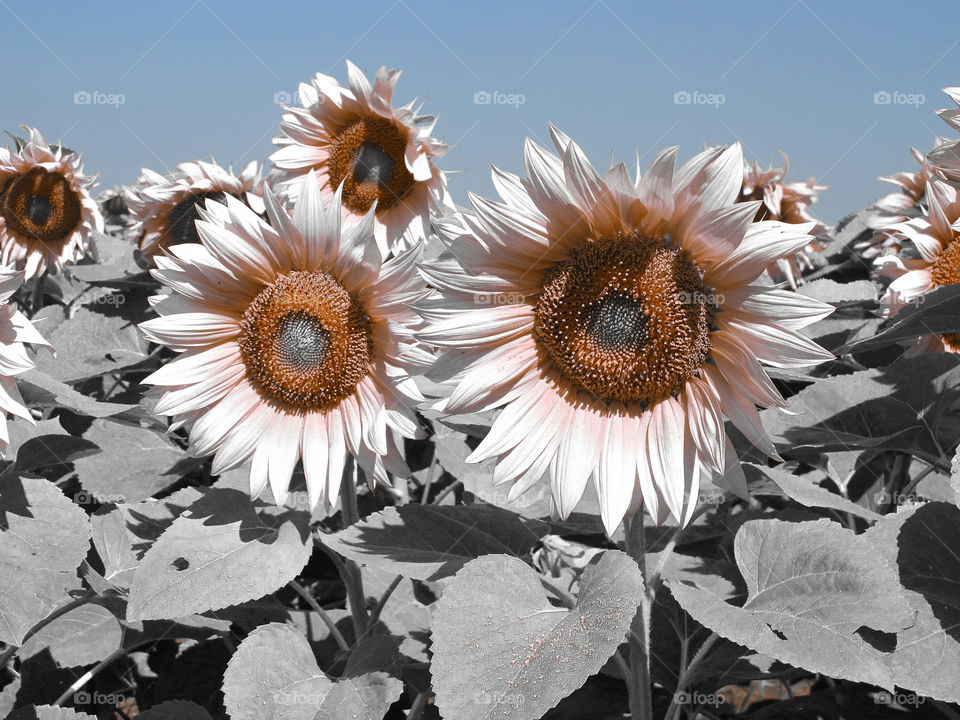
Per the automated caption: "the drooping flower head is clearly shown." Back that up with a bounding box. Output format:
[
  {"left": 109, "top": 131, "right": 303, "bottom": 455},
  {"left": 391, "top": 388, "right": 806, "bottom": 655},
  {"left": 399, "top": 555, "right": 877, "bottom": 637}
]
[
  {"left": 0, "top": 267, "right": 49, "bottom": 454},
  {"left": 126, "top": 159, "right": 262, "bottom": 258},
  {"left": 140, "top": 171, "right": 431, "bottom": 509},
  {"left": 270, "top": 60, "right": 450, "bottom": 256},
  {"left": 737, "top": 154, "right": 827, "bottom": 288},
  {"left": 875, "top": 177, "right": 960, "bottom": 355},
  {"left": 927, "top": 87, "right": 960, "bottom": 181},
  {"left": 0, "top": 127, "right": 103, "bottom": 279},
  {"left": 419, "top": 128, "right": 834, "bottom": 533}
]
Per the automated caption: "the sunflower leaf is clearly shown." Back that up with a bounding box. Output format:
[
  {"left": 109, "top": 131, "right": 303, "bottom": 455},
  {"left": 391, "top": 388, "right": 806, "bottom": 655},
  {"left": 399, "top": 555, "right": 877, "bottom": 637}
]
[
  {"left": 0, "top": 475, "right": 90, "bottom": 645},
  {"left": 760, "top": 354, "right": 960, "bottom": 457},
  {"left": 73, "top": 419, "right": 189, "bottom": 504},
  {"left": 18, "top": 603, "right": 122, "bottom": 668},
  {"left": 839, "top": 284, "right": 960, "bottom": 353},
  {"left": 318, "top": 504, "right": 550, "bottom": 581},
  {"left": 6, "top": 707, "right": 97, "bottom": 720},
  {"left": 667, "top": 517, "right": 912, "bottom": 690},
  {"left": 137, "top": 700, "right": 214, "bottom": 720},
  {"left": 430, "top": 551, "right": 643, "bottom": 720},
  {"left": 866, "top": 502, "right": 960, "bottom": 702},
  {"left": 222, "top": 622, "right": 401, "bottom": 720},
  {"left": 125, "top": 488, "right": 311, "bottom": 621}
]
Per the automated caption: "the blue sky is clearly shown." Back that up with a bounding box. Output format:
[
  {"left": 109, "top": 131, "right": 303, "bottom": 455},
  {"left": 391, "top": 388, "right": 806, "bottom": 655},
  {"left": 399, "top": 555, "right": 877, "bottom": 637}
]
[{"left": 3, "top": 0, "right": 959, "bottom": 225}]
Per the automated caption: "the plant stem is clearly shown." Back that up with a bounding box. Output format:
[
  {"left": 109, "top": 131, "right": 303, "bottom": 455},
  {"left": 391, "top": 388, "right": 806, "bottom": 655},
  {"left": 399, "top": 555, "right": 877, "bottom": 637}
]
[
  {"left": 288, "top": 580, "right": 350, "bottom": 653},
  {"left": 664, "top": 632, "right": 720, "bottom": 720},
  {"left": 339, "top": 457, "right": 369, "bottom": 638},
  {"left": 624, "top": 511, "right": 654, "bottom": 720}
]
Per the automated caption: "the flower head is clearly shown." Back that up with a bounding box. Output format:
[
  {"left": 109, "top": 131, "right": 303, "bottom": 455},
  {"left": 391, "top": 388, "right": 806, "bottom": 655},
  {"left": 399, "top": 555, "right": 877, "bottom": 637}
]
[
  {"left": 419, "top": 128, "right": 834, "bottom": 533},
  {"left": 737, "top": 154, "right": 827, "bottom": 288},
  {"left": 875, "top": 176, "right": 960, "bottom": 354},
  {"left": 0, "top": 127, "right": 103, "bottom": 278},
  {"left": 126, "top": 159, "right": 262, "bottom": 258},
  {"left": 140, "top": 172, "right": 431, "bottom": 509},
  {"left": 270, "top": 60, "right": 450, "bottom": 256},
  {"left": 927, "top": 87, "right": 960, "bottom": 181}
]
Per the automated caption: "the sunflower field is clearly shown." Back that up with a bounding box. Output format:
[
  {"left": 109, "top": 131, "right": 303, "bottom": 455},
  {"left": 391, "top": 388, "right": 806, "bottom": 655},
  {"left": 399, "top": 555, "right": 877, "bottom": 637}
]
[{"left": 2, "top": 23, "right": 960, "bottom": 720}]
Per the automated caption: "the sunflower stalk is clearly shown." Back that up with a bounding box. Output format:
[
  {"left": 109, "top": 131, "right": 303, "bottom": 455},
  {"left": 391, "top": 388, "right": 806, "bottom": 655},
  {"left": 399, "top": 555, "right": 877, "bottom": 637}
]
[
  {"left": 339, "top": 456, "right": 369, "bottom": 638},
  {"left": 624, "top": 511, "right": 655, "bottom": 720}
]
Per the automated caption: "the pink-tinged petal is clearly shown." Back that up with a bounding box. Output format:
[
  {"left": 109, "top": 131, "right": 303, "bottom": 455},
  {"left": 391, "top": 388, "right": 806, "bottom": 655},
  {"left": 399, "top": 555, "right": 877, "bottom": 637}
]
[
  {"left": 0, "top": 374, "right": 31, "bottom": 422},
  {"left": 263, "top": 184, "right": 305, "bottom": 266},
  {"left": 302, "top": 412, "right": 329, "bottom": 510},
  {"left": 674, "top": 143, "right": 742, "bottom": 215},
  {"left": 719, "top": 317, "right": 834, "bottom": 368},
  {"left": 683, "top": 378, "right": 725, "bottom": 474},
  {"left": 491, "top": 165, "right": 541, "bottom": 217},
  {"left": 596, "top": 413, "right": 636, "bottom": 536},
  {"left": 880, "top": 269, "right": 934, "bottom": 318},
  {"left": 194, "top": 219, "right": 275, "bottom": 285},
  {"left": 294, "top": 170, "right": 341, "bottom": 269},
  {"left": 0, "top": 342, "right": 36, "bottom": 375},
  {"left": 707, "top": 221, "right": 816, "bottom": 288},
  {"left": 712, "top": 436, "right": 749, "bottom": 502},
  {"left": 522, "top": 138, "right": 578, "bottom": 212},
  {"left": 675, "top": 202, "right": 756, "bottom": 268},
  {"left": 153, "top": 363, "right": 245, "bottom": 416},
  {"left": 633, "top": 412, "right": 667, "bottom": 524},
  {"left": 356, "top": 377, "right": 388, "bottom": 455},
  {"left": 442, "top": 338, "right": 538, "bottom": 414},
  {"left": 703, "top": 366, "right": 781, "bottom": 461},
  {"left": 192, "top": 381, "right": 262, "bottom": 458},
  {"left": 269, "top": 143, "right": 327, "bottom": 170},
  {"left": 561, "top": 140, "right": 607, "bottom": 216},
  {"left": 404, "top": 143, "right": 433, "bottom": 182},
  {"left": 268, "top": 415, "right": 302, "bottom": 506},
  {"left": 418, "top": 305, "right": 534, "bottom": 348},
  {"left": 9, "top": 310, "right": 49, "bottom": 346},
  {"left": 325, "top": 409, "right": 348, "bottom": 504},
  {"left": 339, "top": 393, "right": 363, "bottom": 457},
  {"left": 468, "top": 386, "right": 545, "bottom": 462},
  {"left": 646, "top": 398, "right": 687, "bottom": 522},
  {"left": 140, "top": 312, "right": 239, "bottom": 349},
  {"left": 637, "top": 146, "right": 678, "bottom": 230},
  {"left": 345, "top": 59, "right": 374, "bottom": 102},
  {"left": 550, "top": 407, "right": 602, "bottom": 519},
  {"left": 719, "top": 286, "right": 834, "bottom": 330},
  {"left": 710, "top": 330, "right": 787, "bottom": 409},
  {"left": 249, "top": 440, "right": 271, "bottom": 499},
  {"left": 144, "top": 342, "right": 241, "bottom": 387}
]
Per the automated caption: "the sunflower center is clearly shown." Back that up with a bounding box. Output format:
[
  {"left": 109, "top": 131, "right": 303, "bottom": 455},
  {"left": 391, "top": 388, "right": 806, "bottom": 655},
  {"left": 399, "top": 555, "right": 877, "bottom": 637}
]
[
  {"left": 238, "top": 271, "right": 372, "bottom": 413},
  {"left": 166, "top": 190, "right": 243, "bottom": 247},
  {"left": 327, "top": 117, "right": 415, "bottom": 214},
  {"left": 0, "top": 167, "right": 82, "bottom": 245},
  {"left": 930, "top": 236, "right": 960, "bottom": 350},
  {"left": 534, "top": 233, "right": 715, "bottom": 407}
]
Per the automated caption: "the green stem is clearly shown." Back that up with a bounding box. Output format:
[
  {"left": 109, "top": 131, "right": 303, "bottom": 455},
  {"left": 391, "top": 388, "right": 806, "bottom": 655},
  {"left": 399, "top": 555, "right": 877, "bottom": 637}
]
[
  {"left": 339, "top": 457, "right": 369, "bottom": 638},
  {"left": 624, "top": 511, "right": 654, "bottom": 720},
  {"left": 288, "top": 580, "right": 350, "bottom": 653},
  {"left": 664, "top": 632, "right": 720, "bottom": 720}
]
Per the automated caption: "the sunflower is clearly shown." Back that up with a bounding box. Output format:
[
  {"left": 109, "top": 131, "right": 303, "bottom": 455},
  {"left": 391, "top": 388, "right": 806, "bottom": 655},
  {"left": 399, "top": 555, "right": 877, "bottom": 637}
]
[
  {"left": 737, "top": 154, "right": 827, "bottom": 288},
  {"left": 270, "top": 60, "right": 450, "bottom": 256},
  {"left": 875, "top": 176, "right": 960, "bottom": 354},
  {"left": 0, "top": 127, "right": 103, "bottom": 279},
  {"left": 928, "top": 87, "right": 960, "bottom": 181},
  {"left": 140, "top": 171, "right": 431, "bottom": 509},
  {"left": 858, "top": 145, "right": 940, "bottom": 261},
  {"left": 126, "top": 159, "right": 262, "bottom": 258},
  {"left": 418, "top": 128, "right": 834, "bottom": 532},
  {"left": 0, "top": 267, "right": 49, "bottom": 454}
]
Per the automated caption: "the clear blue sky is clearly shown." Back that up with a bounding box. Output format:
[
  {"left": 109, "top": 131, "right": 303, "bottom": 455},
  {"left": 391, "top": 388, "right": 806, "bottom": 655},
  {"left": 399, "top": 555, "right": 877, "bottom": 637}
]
[{"left": 3, "top": 0, "right": 959, "bottom": 225}]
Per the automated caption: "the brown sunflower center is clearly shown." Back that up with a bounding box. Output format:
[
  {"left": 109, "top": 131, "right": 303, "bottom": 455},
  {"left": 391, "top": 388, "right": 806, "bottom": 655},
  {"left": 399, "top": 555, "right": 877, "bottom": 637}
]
[
  {"left": 930, "top": 236, "right": 960, "bottom": 350},
  {"left": 327, "top": 117, "right": 415, "bottom": 214},
  {"left": 534, "top": 233, "right": 715, "bottom": 406},
  {"left": 238, "top": 270, "right": 372, "bottom": 412},
  {"left": 165, "top": 190, "right": 245, "bottom": 247},
  {"left": 1, "top": 167, "right": 82, "bottom": 245}
]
